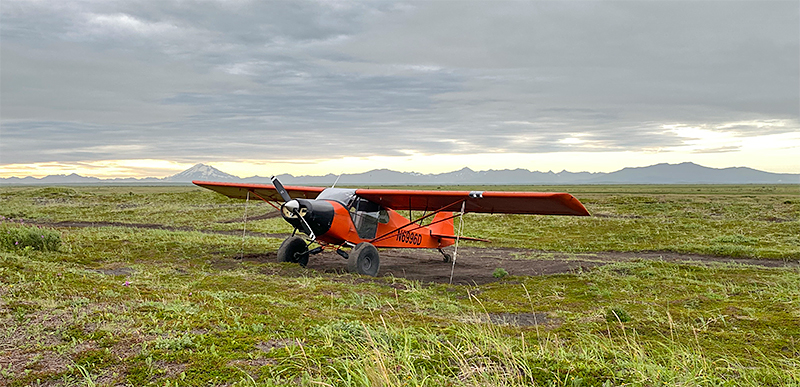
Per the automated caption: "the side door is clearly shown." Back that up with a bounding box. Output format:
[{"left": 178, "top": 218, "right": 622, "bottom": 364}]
[{"left": 349, "top": 197, "right": 387, "bottom": 239}]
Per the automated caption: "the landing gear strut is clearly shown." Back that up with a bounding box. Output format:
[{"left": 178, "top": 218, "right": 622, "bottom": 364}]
[
  {"left": 277, "top": 237, "right": 381, "bottom": 277},
  {"left": 438, "top": 248, "right": 452, "bottom": 263},
  {"left": 277, "top": 236, "right": 323, "bottom": 267}
]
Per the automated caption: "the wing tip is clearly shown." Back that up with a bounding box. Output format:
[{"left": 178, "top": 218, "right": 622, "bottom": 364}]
[{"left": 566, "top": 195, "right": 591, "bottom": 216}]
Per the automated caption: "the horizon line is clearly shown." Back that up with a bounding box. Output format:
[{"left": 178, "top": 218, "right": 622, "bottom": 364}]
[{"left": 2, "top": 161, "right": 799, "bottom": 181}]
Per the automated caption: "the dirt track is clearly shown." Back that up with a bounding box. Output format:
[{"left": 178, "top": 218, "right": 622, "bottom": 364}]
[
  {"left": 246, "top": 246, "right": 798, "bottom": 285},
  {"left": 39, "top": 221, "right": 799, "bottom": 285}
]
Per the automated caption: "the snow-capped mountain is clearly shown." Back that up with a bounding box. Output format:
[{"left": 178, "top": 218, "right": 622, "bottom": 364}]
[{"left": 166, "top": 163, "right": 239, "bottom": 182}]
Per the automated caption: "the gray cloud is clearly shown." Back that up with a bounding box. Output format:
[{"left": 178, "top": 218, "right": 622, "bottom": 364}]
[{"left": 1, "top": 0, "right": 797, "bottom": 165}]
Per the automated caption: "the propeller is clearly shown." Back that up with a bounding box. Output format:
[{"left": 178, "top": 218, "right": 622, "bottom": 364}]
[{"left": 272, "top": 176, "right": 316, "bottom": 240}]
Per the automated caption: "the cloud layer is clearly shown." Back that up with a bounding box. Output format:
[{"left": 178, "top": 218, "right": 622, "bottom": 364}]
[{"left": 2, "top": 0, "right": 798, "bottom": 169}]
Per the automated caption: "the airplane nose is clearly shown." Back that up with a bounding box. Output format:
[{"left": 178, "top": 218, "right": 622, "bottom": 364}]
[
  {"left": 282, "top": 200, "right": 298, "bottom": 218},
  {"left": 279, "top": 198, "right": 335, "bottom": 240},
  {"left": 281, "top": 200, "right": 308, "bottom": 219}
]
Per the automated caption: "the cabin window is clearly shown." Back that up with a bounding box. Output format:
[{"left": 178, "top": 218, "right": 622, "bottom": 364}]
[
  {"left": 378, "top": 209, "right": 389, "bottom": 224},
  {"left": 349, "top": 197, "right": 381, "bottom": 239}
]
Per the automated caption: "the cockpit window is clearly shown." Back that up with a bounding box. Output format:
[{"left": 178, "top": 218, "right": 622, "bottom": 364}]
[
  {"left": 351, "top": 197, "right": 381, "bottom": 213},
  {"left": 349, "top": 197, "right": 383, "bottom": 239},
  {"left": 318, "top": 189, "right": 386, "bottom": 239}
]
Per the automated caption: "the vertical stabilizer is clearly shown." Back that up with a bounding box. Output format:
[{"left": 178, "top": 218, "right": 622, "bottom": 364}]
[{"left": 429, "top": 211, "right": 455, "bottom": 236}]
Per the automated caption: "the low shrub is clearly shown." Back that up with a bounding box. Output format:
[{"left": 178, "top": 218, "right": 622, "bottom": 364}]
[
  {"left": 493, "top": 267, "right": 509, "bottom": 278},
  {"left": 605, "top": 307, "right": 631, "bottom": 323},
  {"left": 0, "top": 218, "right": 61, "bottom": 252}
]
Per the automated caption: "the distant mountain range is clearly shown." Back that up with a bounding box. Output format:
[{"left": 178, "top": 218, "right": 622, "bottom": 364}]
[{"left": 1, "top": 162, "right": 798, "bottom": 185}]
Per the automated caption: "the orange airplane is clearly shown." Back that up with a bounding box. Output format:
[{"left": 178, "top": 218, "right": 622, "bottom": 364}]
[{"left": 194, "top": 177, "right": 590, "bottom": 276}]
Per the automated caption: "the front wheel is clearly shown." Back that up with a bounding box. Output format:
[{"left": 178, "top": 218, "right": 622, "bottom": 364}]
[
  {"left": 277, "top": 236, "right": 310, "bottom": 267},
  {"left": 346, "top": 242, "right": 380, "bottom": 276}
]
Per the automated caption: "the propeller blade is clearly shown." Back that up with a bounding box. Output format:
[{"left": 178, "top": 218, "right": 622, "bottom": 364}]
[
  {"left": 295, "top": 209, "right": 316, "bottom": 241},
  {"left": 271, "top": 176, "right": 292, "bottom": 202}
]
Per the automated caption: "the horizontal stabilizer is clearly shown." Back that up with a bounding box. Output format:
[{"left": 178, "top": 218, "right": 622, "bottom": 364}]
[{"left": 430, "top": 233, "right": 491, "bottom": 243}]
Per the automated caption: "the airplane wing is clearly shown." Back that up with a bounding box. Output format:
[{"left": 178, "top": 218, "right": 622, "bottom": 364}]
[
  {"left": 354, "top": 189, "right": 590, "bottom": 216},
  {"left": 193, "top": 181, "right": 325, "bottom": 201}
]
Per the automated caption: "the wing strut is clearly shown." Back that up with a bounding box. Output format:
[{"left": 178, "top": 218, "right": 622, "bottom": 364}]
[
  {"left": 449, "top": 201, "right": 466, "bottom": 285},
  {"left": 243, "top": 189, "right": 282, "bottom": 211},
  {"left": 369, "top": 197, "right": 467, "bottom": 245},
  {"left": 240, "top": 191, "right": 250, "bottom": 260}
]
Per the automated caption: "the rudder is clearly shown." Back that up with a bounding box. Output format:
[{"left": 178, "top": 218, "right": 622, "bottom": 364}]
[{"left": 429, "top": 211, "right": 454, "bottom": 236}]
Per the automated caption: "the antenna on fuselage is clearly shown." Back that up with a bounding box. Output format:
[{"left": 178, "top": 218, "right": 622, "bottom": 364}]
[{"left": 240, "top": 191, "right": 250, "bottom": 260}]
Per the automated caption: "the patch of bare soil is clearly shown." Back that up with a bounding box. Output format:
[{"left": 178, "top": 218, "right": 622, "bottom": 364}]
[
  {"left": 456, "top": 312, "right": 559, "bottom": 327},
  {"left": 0, "top": 348, "right": 70, "bottom": 383},
  {"left": 93, "top": 266, "right": 135, "bottom": 276},
  {"left": 484, "top": 312, "right": 560, "bottom": 327},
  {"left": 255, "top": 338, "right": 298, "bottom": 352}
]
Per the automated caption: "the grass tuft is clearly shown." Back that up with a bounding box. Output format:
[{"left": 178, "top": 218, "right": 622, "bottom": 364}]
[
  {"left": 493, "top": 267, "right": 509, "bottom": 278},
  {"left": 605, "top": 307, "right": 632, "bottom": 323}
]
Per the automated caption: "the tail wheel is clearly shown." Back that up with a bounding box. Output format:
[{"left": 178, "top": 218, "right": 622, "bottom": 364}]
[
  {"left": 347, "top": 242, "right": 380, "bottom": 276},
  {"left": 277, "top": 236, "right": 310, "bottom": 267},
  {"left": 438, "top": 248, "right": 452, "bottom": 263}
]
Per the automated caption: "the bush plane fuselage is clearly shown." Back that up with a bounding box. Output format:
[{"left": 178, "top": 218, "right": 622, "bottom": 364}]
[{"left": 281, "top": 188, "right": 459, "bottom": 250}]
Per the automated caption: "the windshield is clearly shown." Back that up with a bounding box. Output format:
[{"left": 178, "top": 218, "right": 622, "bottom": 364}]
[{"left": 316, "top": 188, "right": 356, "bottom": 206}]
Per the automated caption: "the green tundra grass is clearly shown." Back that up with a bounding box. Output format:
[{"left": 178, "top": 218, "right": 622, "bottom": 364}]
[{"left": 0, "top": 184, "right": 798, "bottom": 386}]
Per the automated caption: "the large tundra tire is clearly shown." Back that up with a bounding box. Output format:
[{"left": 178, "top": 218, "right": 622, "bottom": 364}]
[
  {"left": 277, "top": 236, "right": 310, "bottom": 267},
  {"left": 347, "top": 242, "right": 380, "bottom": 276}
]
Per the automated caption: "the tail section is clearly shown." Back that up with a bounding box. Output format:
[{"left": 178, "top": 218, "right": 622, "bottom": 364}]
[
  {"left": 429, "top": 212, "right": 455, "bottom": 247},
  {"left": 429, "top": 211, "right": 455, "bottom": 237},
  {"left": 429, "top": 211, "right": 491, "bottom": 246}
]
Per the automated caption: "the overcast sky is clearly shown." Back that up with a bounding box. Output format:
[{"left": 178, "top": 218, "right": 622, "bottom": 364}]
[{"left": 1, "top": 0, "right": 798, "bottom": 178}]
